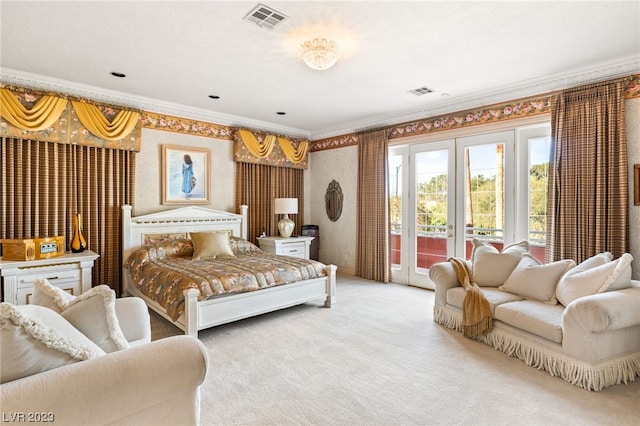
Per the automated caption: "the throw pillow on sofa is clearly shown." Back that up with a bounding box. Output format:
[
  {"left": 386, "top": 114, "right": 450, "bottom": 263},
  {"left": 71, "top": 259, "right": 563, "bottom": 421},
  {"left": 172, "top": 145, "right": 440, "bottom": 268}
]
[
  {"left": 555, "top": 252, "right": 633, "bottom": 306},
  {"left": 471, "top": 239, "right": 530, "bottom": 287},
  {"left": 0, "top": 303, "right": 105, "bottom": 383},
  {"left": 32, "top": 278, "right": 129, "bottom": 353},
  {"left": 499, "top": 254, "right": 575, "bottom": 304}
]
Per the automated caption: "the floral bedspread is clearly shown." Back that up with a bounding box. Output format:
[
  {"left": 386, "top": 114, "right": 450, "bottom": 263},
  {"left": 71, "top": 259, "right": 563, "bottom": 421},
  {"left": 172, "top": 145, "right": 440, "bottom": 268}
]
[{"left": 124, "top": 238, "right": 327, "bottom": 321}]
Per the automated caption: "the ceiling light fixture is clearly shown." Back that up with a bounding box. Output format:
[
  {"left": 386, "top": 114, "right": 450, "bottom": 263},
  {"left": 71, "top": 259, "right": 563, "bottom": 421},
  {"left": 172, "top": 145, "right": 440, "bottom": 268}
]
[{"left": 300, "top": 38, "right": 339, "bottom": 71}]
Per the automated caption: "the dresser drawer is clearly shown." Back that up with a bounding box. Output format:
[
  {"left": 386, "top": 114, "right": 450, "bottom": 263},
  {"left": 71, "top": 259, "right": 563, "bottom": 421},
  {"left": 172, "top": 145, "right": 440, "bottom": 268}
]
[
  {"left": 17, "top": 269, "right": 80, "bottom": 288},
  {"left": 276, "top": 245, "right": 305, "bottom": 257}
]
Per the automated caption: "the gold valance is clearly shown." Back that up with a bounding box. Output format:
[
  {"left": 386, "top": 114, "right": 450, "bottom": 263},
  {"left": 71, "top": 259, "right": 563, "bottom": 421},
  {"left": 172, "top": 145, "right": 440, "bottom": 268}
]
[
  {"left": 71, "top": 101, "right": 140, "bottom": 141},
  {"left": 0, "top": 88, "right": 68, "bottom": 131},
  {"left": 234, "top": 129, "right": 309, "bottom": 169},
  {"left": 237, "top": 129, "right": 276, "bottom": 158},
  {"left": 0, "top": 85, "right": 141, "bottom": 151},
  {"left": 278, "top": 137, "right": 308, "bottom": 163}
]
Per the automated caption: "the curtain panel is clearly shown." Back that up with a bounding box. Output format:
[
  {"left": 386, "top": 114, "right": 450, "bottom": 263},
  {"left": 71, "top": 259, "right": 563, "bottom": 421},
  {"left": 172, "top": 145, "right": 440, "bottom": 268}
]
[
  {"left": 545, "top": 78, "right": 629, "bottom": 262},
  {"left": 0, "top": 86, "right": 141, "bottom": 151},
  {"left": 1, "top": 138, "right": 136, "bottom": 295},
  {"left": 356, "top": 129, "right": 390, "bottom": 283},
  {"left": 235, "top": 162, "right": 304, "bottom": 244}
]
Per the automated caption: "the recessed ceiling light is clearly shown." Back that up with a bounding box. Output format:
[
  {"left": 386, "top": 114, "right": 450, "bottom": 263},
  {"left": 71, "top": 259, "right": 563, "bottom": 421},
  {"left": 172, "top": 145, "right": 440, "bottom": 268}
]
[
  {"left": 276, "top": 112, "right": 286, "bottom": 115},
  {"left": 110, "top": 71, "right": 126, "bottom": 78},
  {"left": 208, "top": 95, "right": 220, "bottom": 99}
]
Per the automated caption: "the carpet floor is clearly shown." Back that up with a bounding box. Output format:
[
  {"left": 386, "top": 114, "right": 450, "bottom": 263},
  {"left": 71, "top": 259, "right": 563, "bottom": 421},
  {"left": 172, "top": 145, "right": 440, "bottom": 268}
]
[{"left": 150, "top": 272, "right": 640, "bottom": 426}]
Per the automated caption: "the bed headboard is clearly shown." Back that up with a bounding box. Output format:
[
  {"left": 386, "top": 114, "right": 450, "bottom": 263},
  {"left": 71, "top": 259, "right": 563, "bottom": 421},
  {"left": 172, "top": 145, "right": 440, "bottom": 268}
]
[{"left": 122, "top": 205, "right": 248, "bottom": 262}]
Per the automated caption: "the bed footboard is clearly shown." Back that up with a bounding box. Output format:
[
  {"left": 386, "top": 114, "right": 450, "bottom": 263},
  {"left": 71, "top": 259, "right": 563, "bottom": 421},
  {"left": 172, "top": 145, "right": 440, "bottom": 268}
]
[
  {"left": 324, "top": 264, "right": 338, "bottom": 308},
  {"left": 182, "top": 264, "right": 338, "bottom": 337}
]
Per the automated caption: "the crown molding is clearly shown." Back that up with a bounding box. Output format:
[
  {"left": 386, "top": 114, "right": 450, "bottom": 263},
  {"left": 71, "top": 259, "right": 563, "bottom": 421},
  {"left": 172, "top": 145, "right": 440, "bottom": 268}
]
[
  {"left": 3, "top": 54, "right": 638, "bottom": 142},
  {"left": 309, "top": 55, "right": 640, "bottom": 140},
  {"left": 0, "top": 67, "right": 311, "bottom": 139}
]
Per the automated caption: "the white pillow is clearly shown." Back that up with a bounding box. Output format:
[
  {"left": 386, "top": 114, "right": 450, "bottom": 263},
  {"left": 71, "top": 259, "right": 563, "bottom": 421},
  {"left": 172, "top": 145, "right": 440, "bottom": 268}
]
[
  {"left": 30, "top": 278, "right": 75, "bottom": 313},
  {"left": 190, "top": 231, "right": 235, "bottom": 259},
  {"left": 499, "top": 253, "right": 575, "bottom": 304},
  {"left": 471, "top": 239, "right": 530, "bottom": 287},
  {"left": 31, "top": 279, "right": 129, "bottom": 353},
  {"left": 556, "top": 253, "right": 633, "bottom": 306},
  {"left": 0, "top": 303, "right": 105, "bottom": 383}
]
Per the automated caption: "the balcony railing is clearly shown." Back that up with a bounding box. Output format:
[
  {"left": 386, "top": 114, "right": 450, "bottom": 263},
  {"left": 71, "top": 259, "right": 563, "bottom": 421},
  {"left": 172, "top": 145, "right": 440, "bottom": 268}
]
[{"left": 390, "top": 225, "right": 546, "bottom": 268}]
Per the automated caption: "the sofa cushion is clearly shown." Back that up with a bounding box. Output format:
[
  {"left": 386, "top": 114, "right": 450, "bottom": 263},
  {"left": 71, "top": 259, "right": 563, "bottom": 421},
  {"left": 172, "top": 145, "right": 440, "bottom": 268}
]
[
  {"left": 190, "top": 230, "right": 235, "bottom": 259},
  {"left": 32, "top": 279, "right": 129, "bottom": 353},
  {"left": 0, "top": 303, "right": 105, "bottom": 383},
  {"left": 499, "top": 254, "right": 575, "bottom": 305},
  {"left": 446, "top": 287, "right": 523, "bottom": 316},
  {"left": 471, "top": 239, "right": 529, "bottom": 287},
  {"left": 494, "top": 300, "right": 565, "bottom": 343},
  {"left": 556, "top": 253, "right": 633, "bottom": 307}
]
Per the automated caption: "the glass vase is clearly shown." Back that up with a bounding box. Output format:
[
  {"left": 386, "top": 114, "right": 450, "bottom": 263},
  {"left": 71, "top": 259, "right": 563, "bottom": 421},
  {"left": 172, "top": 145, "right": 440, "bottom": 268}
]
[{"left": 70, "top": 213, "right": 87, "bottom": 253}]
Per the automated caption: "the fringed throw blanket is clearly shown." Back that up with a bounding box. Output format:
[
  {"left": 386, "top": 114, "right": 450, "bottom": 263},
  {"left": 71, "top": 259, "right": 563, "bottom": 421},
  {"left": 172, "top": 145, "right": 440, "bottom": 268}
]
[{"left": 448, "top": 257, "right": 493, "bottom": 338}]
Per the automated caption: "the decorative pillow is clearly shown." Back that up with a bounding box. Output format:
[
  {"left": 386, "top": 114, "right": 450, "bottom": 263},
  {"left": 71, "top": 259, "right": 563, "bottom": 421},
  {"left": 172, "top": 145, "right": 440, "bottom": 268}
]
[
  {"left": 471, "top": 239, "right": 530, "bottom": 287},
  {"left": 0, "top": 303, "right": 105, "bottom": 383},
  {"left": 556, "top": 252, "right": 633, "bottom": 306},
  {"left": 499, "top": 254, "right": 575, "bottom": 304},
  {"left": 190, "top": 231, "right": 235, "bottom": 259},
  {"left": 30, "top": 278, "right": 75, "bottom": 313},
  {"left": 31, "top": 279, "right": 129, "bottom": 353},
  {"left": 229, "top": 236, "right": 259, "bottom": 255}
]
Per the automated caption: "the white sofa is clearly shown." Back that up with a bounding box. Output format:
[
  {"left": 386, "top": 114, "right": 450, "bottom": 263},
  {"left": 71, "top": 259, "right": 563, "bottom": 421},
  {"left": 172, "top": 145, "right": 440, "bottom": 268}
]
[
  {"left": 1, "top": 282, "right": 208, "bottom": 425},
  {"left": 429, "top": 245, "right": 640, "bottom": 391}
]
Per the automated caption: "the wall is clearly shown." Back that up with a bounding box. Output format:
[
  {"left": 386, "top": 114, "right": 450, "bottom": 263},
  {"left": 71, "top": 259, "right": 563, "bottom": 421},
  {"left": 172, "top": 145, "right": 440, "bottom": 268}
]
[
  {"left": 309, "top": 145, "right": 358, "bottom": 274},
  {"left": 627, "top": 98, "right": 640, "bottom": 280},
  {"left": 134, "top": 129, "right": 236, "bottom": 215}
]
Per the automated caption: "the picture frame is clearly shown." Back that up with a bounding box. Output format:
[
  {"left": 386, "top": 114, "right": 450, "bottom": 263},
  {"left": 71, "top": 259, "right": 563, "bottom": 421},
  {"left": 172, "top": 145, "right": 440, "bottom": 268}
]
[
  {"left": 162, "top": 145, "right": 210, "bottom": 205},
  {"left": 635, "top": 164, "right": 640, "bottom": 206}
]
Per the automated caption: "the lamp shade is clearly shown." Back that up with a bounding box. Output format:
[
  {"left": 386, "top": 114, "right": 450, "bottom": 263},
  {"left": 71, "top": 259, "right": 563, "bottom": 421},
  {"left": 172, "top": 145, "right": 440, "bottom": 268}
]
[{"left": 274, "top": 198, "right": 298, "bottom": 215}]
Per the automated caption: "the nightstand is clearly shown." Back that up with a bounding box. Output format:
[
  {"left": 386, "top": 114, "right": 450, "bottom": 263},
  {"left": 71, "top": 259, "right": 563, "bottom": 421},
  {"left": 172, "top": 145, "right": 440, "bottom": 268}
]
[
  {"left": 257, "top": 236, "right": 314, "bottom": 259},
  {"left": 0, "top": 250, "right": 99, "bottom": 305}
]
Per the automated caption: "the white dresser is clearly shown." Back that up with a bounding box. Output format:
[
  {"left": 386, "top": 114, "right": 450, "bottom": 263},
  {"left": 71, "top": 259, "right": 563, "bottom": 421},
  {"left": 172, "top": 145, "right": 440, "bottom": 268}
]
[
  {"left": 257, "top": 236, "right": 314, "bottom": 259},
  {"left": 0, "top": 250, "right": 99, "bottom": 305}
]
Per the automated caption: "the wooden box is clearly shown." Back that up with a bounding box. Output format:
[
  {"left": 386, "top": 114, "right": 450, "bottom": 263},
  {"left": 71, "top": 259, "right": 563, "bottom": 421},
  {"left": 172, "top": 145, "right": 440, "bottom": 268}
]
[{"left": 1, "top": 236, "right": 65, "bottom": 261}]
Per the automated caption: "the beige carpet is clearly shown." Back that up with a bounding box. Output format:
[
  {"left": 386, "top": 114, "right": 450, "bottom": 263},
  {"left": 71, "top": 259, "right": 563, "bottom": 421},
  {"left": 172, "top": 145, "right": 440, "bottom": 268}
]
[{"left": 151, "top": 273, "right": 640, "bottom": 426}]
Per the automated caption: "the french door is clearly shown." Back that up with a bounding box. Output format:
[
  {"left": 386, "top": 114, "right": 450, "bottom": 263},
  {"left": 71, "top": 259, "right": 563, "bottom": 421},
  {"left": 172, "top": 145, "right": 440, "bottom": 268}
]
[
  {"left": 389, "top": 141, "right": 455, "bottom": 289},
  {"left": 390, "top": 130, "right": 519, "bottom": 289}
]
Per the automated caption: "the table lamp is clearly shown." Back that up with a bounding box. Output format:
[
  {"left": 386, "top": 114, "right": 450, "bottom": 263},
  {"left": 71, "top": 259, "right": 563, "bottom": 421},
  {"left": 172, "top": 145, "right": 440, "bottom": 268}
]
[{"left": 274, "top": 198, "right": 298, "bottom": 238}]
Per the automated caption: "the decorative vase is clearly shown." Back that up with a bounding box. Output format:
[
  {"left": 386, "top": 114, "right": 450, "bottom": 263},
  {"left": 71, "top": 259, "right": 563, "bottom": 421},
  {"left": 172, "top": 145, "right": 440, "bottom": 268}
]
[{"left": 70, "top": 213, "right": 87, "bottom": 253}]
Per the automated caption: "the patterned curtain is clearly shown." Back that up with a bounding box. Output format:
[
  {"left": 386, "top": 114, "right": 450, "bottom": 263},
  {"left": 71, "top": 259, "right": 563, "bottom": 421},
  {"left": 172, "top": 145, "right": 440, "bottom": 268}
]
[
  {"left": 0, "top": 138, "right": 136, "bottom": 295},
  {"left": 356, "top": 129, "right": 390, "bottom": 282},
  {"left": 546, "top": 78, "right": 629, "bottom": 262},
  {"left": 235, "top": 163, "right": 304, "bottom": 245}
]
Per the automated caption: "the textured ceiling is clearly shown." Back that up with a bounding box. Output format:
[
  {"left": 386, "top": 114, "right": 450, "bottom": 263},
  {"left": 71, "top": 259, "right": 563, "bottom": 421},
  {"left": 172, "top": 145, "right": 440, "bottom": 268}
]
[{"left": 1, "top": 1, "right": 639, "bottom": 140}]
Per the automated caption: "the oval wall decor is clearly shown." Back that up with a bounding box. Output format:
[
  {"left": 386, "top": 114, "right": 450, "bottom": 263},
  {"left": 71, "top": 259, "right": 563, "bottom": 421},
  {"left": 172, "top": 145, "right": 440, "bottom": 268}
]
[{"left": 325, "top": 180, "right": 343, "bottom": 222}]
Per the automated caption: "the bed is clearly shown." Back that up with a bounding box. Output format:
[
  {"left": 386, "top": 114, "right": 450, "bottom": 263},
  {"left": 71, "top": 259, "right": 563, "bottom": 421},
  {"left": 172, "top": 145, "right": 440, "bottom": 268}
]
[{"left": 121, "top": 205, "right": 337, "bottom": 337}]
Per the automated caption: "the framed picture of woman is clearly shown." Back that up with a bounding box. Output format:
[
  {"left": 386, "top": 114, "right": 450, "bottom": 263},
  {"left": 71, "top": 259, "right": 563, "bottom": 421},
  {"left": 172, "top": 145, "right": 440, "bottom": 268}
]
[{"left": 161, "top": 145, "right": 210, "bottom": 204}]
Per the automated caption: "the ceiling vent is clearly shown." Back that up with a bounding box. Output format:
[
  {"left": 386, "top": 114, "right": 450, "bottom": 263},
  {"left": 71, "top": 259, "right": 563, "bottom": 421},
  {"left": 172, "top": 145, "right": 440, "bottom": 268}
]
[
  {"left": 408, "top": 86, "right": 435, "bottom": 96},
  {"left": 244, "top": 4, "right": 288, "bottom": 30}
]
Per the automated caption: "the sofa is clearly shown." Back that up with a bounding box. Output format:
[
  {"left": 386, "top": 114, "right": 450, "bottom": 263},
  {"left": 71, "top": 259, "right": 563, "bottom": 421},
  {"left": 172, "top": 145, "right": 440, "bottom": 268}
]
[
  {"left": 429, "top": 240, "right": 640, "bottom": 391},
  {"left": 1, "top": 279, "right": 209, "bottom": 425}
]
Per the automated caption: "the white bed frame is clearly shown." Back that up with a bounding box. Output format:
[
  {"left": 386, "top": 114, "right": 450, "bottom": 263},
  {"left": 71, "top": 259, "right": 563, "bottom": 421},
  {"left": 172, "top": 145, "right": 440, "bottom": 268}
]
[{"left": 121, "top": 205, "right": 337, "bottom": 337}]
